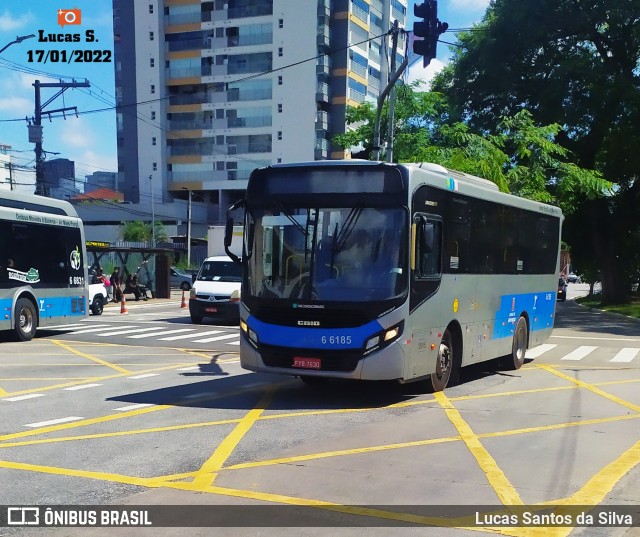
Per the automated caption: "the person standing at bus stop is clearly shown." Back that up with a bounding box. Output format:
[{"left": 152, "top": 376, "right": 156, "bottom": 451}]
[{"left": 110, "top": 267, "right": 122, "bottom": 303}]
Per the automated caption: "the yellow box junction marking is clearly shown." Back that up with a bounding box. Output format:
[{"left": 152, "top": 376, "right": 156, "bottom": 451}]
[
  {"left": 434, "top": 391, "right": 524, "bottom": 506},
  {"left": 0, "top": 360, "right": 638, "bottom": 534},
  {"left": 191, "top": 387, "right": 276, "bottom": 488},
  {"left": 50, "top": 339, "right": 130, "bottom": 374}
]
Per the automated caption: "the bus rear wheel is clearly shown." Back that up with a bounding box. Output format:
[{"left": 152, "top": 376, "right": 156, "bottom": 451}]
[
  {"left": 505, "top": 316, "right": 528, "bottom": 370},
  {"left": 429, "top": 329, "right": 457, "bottom": 392},
  {"left": 14, "top": 298, "right": 37, "bottom": 342}
]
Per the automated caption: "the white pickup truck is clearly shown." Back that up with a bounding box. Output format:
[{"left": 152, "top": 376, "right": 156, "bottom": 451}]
[{"left": 88, "top": 282, "right": 108, "bottom": 315}]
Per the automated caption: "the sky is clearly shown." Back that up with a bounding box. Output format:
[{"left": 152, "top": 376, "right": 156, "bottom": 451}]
[
  {"left": 0, "top": 0, "right": 117, "bottom": 192},
  {"left": 0, "top": 0, "right": 490, "bottom": 194}
]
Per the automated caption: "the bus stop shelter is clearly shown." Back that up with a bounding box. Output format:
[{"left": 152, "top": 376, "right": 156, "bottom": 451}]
[{"left": 86, "top": 242, "right": 173, "bottom": 299}]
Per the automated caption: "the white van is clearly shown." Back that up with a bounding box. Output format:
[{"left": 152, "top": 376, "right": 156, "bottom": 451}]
[{"left": 189, "top": 256, "right": 242, "bottom": 324}]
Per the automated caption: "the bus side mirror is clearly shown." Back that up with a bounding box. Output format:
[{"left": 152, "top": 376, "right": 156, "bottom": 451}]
[
  {"left": 224, "top": 218, "right": 234, "bottom": 249},
  {"left": 224, "top": 216, "right": 241, "bottom": 264}
]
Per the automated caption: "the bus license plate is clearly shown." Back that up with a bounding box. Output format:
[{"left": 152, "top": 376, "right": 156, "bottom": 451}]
[
  {"left": 293, "top": 357, "right": 321, "bottom": 369},
  {"left": 205, "top": 307, "right": 218, "bottom": 313}
]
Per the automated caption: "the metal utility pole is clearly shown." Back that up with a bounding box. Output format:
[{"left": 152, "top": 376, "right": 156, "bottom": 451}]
[
  {"left": 183, "top": 187, "right": 192, "bottom": 267},
  {"left": 372, "top": 22, "right": 408, "bottom": 161},
  {"left": 149, "top": 174, "right": 155, "bottom": 246},
  {"left": 386, "top": 20, "right": 399, "bottom": 163},
  {"left": 31, "top": 79, "right": 90, "bottom": 196}
]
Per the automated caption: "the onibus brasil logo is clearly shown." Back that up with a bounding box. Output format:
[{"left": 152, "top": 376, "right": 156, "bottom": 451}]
[{"left": 8, "top": 268, "right": 40, "bottom": 284}]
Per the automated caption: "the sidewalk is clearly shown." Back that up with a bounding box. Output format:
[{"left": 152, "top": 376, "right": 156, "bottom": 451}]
[{"left": 104, "top": 289, "right": 187, "bottom": 308}]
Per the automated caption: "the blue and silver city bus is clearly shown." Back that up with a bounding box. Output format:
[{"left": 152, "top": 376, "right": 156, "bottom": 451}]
[
  {"left": 225, "top": 161, "right": 563, "bottom": 391},
  {"left": 0, "top": 190, "right": 88, "bottom": 341}
]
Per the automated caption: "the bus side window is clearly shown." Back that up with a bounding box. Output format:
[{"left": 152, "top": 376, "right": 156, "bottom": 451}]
[{"left": 415, "top": 217, "right": 442, "bottom": 278}]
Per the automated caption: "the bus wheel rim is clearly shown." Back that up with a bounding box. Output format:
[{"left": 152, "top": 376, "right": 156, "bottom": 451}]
[
  {"left": 515, "top": 322, "right": 526, "bottom": 362},
  {"left": 20, "top": 308, "right": 33, "bottom": 333},
  {"left": 438, "top": 342, "right": 451, "bottom": 379}
]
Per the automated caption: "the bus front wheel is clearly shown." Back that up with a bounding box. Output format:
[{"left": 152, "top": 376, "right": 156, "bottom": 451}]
[
  {"left": 14, "top": 298, "right": 37, "bottom": 342},
  {"left": 505, "top": 316, "right": 528, "bottom": 370},
  {"left": 429, "top": 329, "right": 457, "bottom": 392}
]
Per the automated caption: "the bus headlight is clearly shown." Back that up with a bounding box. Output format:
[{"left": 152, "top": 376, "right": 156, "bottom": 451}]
[
  {"left": 363, "top": 321, "right": 404, "bottom": 356},
  {"left": 240, "top": 320, "right": 258, "bottom": 347}
]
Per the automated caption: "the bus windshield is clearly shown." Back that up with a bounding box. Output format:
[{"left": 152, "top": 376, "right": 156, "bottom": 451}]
[{"left": 246, "top": 206, "right": 407, "bottom": 302}]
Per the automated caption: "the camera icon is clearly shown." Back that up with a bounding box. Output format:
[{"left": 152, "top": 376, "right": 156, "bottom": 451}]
[{"left": 58, "top": 8, "right": 82, "bottom": 28}]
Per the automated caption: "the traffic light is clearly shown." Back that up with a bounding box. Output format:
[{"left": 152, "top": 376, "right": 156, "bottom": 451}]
[{"left": 413, "top": 0, "right": 448, "bottom": 67}]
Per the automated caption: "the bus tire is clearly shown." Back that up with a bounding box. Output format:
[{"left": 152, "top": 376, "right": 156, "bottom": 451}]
[
  {"left": 428, "top": 329, "right": 457, "bottom": 392},
  {"left": 506, "top": 316, "right": 528, "bottom": 370},
  {"left": 14, "top": 298, "right": 37, "bottom": 342}
]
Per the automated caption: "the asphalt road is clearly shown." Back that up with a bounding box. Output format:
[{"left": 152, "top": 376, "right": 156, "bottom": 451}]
[{"left": 0, "top": 287, "right": 639, "bottom": 537}]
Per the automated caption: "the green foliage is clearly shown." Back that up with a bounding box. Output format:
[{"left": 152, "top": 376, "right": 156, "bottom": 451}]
[
  {"left": 431, "top": 0, "right": 640, "bottom": 301},
  {"left": 119, "top": 221, "right": 168, "bottom": 244},
  {"left": 334, "top": 84, "right": 608, "bottom": 213}
]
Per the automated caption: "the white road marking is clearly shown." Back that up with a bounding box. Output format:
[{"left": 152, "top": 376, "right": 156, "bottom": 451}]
[
  {"left": 63, "top": 384, "right": 103, "bottom": 391},
  {"left": 46, "top": 324, "right": 89, "bottom": 330},
  {"left": 551, "top": 335, "right": 640, "bottom": 342},
  {"left": 525, "top": 344, "right": 557, "bottom": 359},
  {"left": 127, "top": 373, "right": 160, "bottom": 380},
  {"left": 114, "top": 403, "right": 156, "bottom": 411},
  {"left": 97, "top": 327, "right": 166, "bottom": 337},
  {"left": 67, "top": 326, "right": 124, "bottom": 335},
  {"left": 160, "top": 330, "right": 222, "bottom": 341},
  {"left": 561, "top": 346, "right": 598, "bottom": 361},
  {"left": 127, "top": 329, "right": 196, "bottom": 339},
  {"left": 191, "top": 333, "right": 239, "bottom": 343},
  {"left": 226, "top": 341, "right": 240, "bottom": 346},
  {"left": 610, "top": 348, "right": 640, "bottom": 363},
  {"left": 176, "top": 366, "right": 200, "bottom": 371},
  {"left": 25, "top": 416, "right": 83, "bottom": 428},
  {"left": 3, "top": 394, "right": 45, "bottom": 402}
]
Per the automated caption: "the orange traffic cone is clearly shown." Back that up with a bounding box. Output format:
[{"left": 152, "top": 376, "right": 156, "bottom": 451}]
[
  {"left": 180, "top": 290, "right": 187, "bottom": 309},
  {"left": 120, "top": 295, "right": 128, "bottom": 314}
]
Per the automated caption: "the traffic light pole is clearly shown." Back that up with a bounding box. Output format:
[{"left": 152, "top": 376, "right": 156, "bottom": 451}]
[
  {"left": 386, "top": 20, "right": 400, "bottom": 163},
  {"left": 372, "top": 22, "right": 408, "bottom": 162}
]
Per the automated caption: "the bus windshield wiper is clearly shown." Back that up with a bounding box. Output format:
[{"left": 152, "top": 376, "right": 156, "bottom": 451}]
[
  {"left": 277, "top": 202, "right": 308, "bottom": 237},
  {"left": 334, "top": 203, "right": 363, "bottom": 252}
]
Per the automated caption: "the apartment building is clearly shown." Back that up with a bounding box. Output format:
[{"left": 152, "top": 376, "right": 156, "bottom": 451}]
[
  {"left": 113, "top": 0, "right": 407, "bottom": 221},
  {"left": 0, "top": 145, "right": 12, "bottom": 192}
]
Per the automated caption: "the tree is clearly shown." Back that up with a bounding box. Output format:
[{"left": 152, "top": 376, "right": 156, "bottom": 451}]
[
  {"left": 333, "top": 81, "right": 446, "bottom": 162},
  {"left": 432, "top": 0, "right": 640, "bottom": 302},
  {"left": 334, "top": 85, "right": 608, "bottom": 212},
  {"left": 119, "top": 221, "right": 168, "bottom": 244}
]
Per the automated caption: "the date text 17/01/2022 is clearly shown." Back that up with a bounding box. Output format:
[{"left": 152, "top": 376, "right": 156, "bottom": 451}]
[{"left": 28, "top": 29, "right": 112, "bottom": 64}]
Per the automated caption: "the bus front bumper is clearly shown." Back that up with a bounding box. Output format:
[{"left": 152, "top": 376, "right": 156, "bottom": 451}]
[{"left": 239, "top": 337, "right": 407, "bottom": 381}]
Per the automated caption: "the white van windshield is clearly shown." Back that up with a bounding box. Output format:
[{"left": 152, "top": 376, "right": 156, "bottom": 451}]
[{"left": 197, "top": 261, "right": 242, "bottom": 282}]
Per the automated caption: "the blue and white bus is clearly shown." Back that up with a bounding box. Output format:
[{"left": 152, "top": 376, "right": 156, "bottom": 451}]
[
  {"left": 225, "top": 161, "right": 563, "bottom": 391},
  {"left": 0, "top": 190, "right": 88, "bottom": 341}
]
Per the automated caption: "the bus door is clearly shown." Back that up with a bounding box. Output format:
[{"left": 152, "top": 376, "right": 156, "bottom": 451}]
[{"left": 407, "top": 213, "right": 444, "bottom": 380}]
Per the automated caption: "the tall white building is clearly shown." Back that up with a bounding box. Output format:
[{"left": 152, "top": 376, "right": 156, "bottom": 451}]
[
  {"left": 113, "top": 0, "right": 407, "bottom": 222},
  {"left": 0, "top": 144, "right": 13, "bottom": 192}
]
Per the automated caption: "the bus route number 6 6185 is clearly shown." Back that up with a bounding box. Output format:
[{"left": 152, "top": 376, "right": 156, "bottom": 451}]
[{"left": 321, "top": 335, "right": 352, "bottom": 345}]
